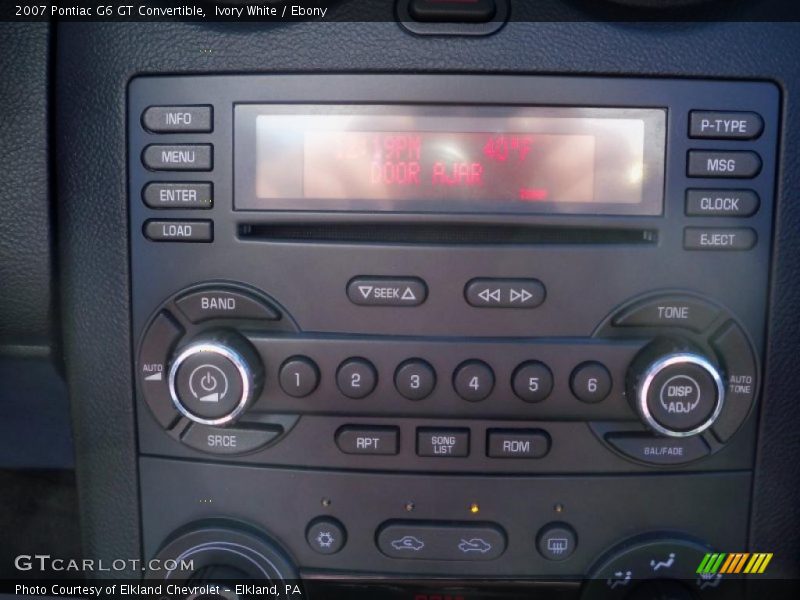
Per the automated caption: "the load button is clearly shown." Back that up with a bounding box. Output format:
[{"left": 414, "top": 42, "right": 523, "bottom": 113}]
[{"left": 347, "top": 277, "right": 427, "bottom": 307}]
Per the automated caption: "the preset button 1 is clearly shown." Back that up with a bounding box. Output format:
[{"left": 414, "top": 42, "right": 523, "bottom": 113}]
[{"left": 279, "top": 357, "right": 320, "bottom": 398}]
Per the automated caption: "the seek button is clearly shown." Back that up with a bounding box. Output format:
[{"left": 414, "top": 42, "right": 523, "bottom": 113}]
[{"left": 347, "top": 277, "right": 427, "bottom": 307}]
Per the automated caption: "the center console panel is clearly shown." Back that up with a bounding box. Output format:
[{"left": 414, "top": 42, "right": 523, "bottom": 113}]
[{"left": 129, "top": 75, "right": 778, "bottom": 584}]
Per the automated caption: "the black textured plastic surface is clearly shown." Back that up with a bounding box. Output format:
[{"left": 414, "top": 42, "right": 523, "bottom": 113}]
[
  {"left": 56, "top": 20, "right": 800, "bottom": 578},
  {"left": 0, "top": 23, "right": 53, "bottom": 352}
]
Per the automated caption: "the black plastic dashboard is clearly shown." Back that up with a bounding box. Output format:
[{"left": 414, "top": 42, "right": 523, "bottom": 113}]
[{"left": 1, "top": 2, "right": 800, "bottom": 595}]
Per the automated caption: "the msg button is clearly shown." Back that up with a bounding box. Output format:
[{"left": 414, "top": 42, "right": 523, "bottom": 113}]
[{"left": 684, "top": 228, "right": 756, "bottom": 251}]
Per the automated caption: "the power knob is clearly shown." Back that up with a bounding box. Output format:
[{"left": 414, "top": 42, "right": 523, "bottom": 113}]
[
  {"left": 168, "top": 332, "right": 262, "bottom": 426},
  {"left": 630, "top": 351, "right": 725, "bottom": 438}
]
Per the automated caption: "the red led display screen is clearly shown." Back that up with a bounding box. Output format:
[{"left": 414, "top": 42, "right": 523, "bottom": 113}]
[{"left": 235, "top": 105, "right": 665, "bottom": 215}]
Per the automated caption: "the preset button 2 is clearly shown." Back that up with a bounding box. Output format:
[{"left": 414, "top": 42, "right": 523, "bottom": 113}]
[{"left": 336, "top": 358, "right": 378, "bottom": 398}]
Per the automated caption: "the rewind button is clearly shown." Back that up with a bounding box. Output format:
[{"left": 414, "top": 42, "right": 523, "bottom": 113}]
[{"left": 465, "top": 278, "right": 546, "bottom": 309}]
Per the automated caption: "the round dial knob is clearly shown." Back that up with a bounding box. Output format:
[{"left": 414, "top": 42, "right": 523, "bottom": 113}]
[
  {"left": 168, "top": 333, "right": 262, "bottom": 426},
  {"left": 633, "top": 352, "right": 725, "bottom": 438},
  {"left": 146, "top": 520, "right": 297, "bottom": 582}
]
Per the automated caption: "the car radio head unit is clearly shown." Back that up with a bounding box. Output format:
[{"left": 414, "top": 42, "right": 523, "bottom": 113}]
[
  {"left": 234, "top": 105, "right": 666, "bottom": 215},
  {"left": 129, "top": 74, "right": 778, "bottom": 582}
]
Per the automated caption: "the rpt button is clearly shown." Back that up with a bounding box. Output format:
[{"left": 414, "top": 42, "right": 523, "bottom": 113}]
[{"left": 336, "top": 427, "right": 399, "bottom": 455}]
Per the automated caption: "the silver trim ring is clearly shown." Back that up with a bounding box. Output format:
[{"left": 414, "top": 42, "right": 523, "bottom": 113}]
[
  {"left": 168, "top": 342, "right": 252, "bottom": 427},
  {"left": 637, "top": 352, "right": 725, "bottom": 438}
]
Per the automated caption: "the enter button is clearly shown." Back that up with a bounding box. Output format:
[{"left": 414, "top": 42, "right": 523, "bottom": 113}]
[{"left": 487, "top": 429, "right": 550, "bottom": 458}]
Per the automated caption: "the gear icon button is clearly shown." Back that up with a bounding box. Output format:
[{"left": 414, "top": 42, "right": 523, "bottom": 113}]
[
  {"left": 315, "top": 531, "right": 335, "bottom": 548},
  {"left": 307, "top": 517, "right": 346, "bottom": 555}
]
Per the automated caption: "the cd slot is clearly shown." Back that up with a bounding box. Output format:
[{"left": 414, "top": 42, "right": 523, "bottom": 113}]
[{"left": 238, "top": 223, "right": 658, "bottom": 245}]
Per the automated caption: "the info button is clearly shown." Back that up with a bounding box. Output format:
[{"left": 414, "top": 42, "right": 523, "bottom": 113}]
[{"left": 347, "top": 277, "right": 427, "bottom": 307}]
